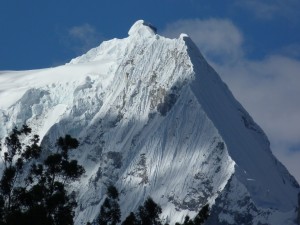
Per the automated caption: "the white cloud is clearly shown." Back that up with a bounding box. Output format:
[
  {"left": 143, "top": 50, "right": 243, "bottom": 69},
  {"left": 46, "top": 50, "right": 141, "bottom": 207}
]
[
  {"left": 216, "top": 56, "right": 300, "bottom": 182},
  {"left": 162, "top": 19, "right": 244, "bottom": 64},
  {"left": 279, "top": 43, "right": 300, "bottom": 58},
  {"left": 274, "top": 146, "right": 300, "bottom": 183},
  {"left": 67, "top": 24, "right": 103, "bottom": 54},
  {"left": 234, "top": 0, "right": 300, "bottom": 20},
  {"left": 162, "top": 19, "right": 300, "bottom": 182},
  {"left": 215, "top": 55, "right": 300, "bottom": 147}
]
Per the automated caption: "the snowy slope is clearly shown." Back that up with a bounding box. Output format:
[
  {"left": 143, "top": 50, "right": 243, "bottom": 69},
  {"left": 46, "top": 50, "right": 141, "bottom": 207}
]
[{"left": 0, "top": 20, "right": 299, "bottom": 225}]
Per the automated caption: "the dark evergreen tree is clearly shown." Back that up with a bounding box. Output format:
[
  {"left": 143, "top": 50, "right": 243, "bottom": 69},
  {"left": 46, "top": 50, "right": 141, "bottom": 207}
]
[
  {"left": 182, "top": 215, "right": 194, "bottom": 225},
  {"left": 174, "top": 204, "right": 210, "bottom": 225},
  {"left": 122, "top": 212, "right": 138, "bottom": 225},
  {"left": 137, "top": 197, "right": 162, "bottom": 225},
  {"left": 106, "top": 185, "right": 119, "bottom": 200},
  {"left": 193, "top": 204, "right": 209, "bottom": 225},
  {"left": 98, "top": 185, "right": 121, "bottom": 225}
]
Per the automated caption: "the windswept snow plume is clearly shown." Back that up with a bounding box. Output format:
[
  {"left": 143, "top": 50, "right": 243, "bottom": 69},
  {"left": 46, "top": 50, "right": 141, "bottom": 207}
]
[{"left": 0, "top": 20, "right": 299, "bottom": 225}]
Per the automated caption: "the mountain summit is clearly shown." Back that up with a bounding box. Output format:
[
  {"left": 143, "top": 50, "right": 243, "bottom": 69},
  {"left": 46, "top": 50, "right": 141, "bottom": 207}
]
[{"left": 0, "top": 20, "right": 299, "bottom": 225}]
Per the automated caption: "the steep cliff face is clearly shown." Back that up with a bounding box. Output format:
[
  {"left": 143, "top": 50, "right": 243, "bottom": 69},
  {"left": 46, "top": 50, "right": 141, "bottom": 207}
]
[{"left": 0, "top": 20, "right": 299, "bottom": 225}]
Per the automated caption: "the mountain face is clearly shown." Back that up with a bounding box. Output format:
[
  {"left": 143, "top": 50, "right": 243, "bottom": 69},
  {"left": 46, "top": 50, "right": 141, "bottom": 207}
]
[{"left": 0, "top": 20, "right": 299, "bottom": 225}]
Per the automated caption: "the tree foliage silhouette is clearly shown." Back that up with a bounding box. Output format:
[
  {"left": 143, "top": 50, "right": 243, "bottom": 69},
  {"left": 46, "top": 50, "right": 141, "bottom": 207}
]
[
  {"left": 98, "top": 185, "right": 121, "bottom": 225},
  {"left": 175, "top": 204, "right": 209, "bottom": 225},
  {"left": 137, "top": 197, "right": 162, "bottom": 225},
  {"left": 122, "top": 197, "right": 162, "bottom": 225},
  {"left": 122, "top": 212, "right": 138, "bottom": 225},
  {"left": 0, "top": 125, "right": 85, "bottom": 225}
]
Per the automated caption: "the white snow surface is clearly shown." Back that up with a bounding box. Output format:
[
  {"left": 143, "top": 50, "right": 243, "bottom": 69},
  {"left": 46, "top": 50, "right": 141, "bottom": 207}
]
[{"left": 0, "top": 21, "right": 299, "bottom": 225}]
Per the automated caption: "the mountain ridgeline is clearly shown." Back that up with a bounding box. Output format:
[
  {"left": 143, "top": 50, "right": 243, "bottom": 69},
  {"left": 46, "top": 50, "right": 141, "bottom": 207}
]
[{"left": 0, "top": 20, "right": 299, "bottom": 225}]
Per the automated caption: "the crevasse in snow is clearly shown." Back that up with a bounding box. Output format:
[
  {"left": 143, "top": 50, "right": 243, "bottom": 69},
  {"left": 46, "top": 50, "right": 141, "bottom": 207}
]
[{"left": 0, "top": 21, "right": 299, "bottom": 225}]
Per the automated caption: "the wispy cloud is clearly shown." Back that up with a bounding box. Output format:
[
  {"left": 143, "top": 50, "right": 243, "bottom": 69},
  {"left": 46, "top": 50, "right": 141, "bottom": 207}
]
[
  {"left": 162, "top": 19, "right": 300, "bottom": 182},
  {"left": 217, "top": 57, "right": 300, "bottom": 182},
  {"left": 278, "top": 43, "right": 300, "bottom": 59},
  {"left": 64, "top": 24, "right": 103, "bottom": 54},
  {"left": 234, "top": 0, "right": 300, "bottom": 20},
  {"left": 215, "top": 55, "right": 300, "bottom": 147}
]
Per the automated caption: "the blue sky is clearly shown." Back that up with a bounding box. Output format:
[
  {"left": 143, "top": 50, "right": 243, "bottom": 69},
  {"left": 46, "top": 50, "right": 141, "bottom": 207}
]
[
  {"left": 1, "top": 0, "right": 300, "bottom": 69},
  {"left": 1, "top": 0, "right": 300, "bottom": 181}
]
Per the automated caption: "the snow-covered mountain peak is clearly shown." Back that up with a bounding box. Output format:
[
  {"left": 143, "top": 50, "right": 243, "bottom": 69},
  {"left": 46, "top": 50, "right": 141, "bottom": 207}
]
[
  {"left": 0, "top": 20, "right": 299, "bottom": 225},
  {"left": 179, "top": 33, "right": 189, "bottom": 39},
  {"left": 128, "top": 20, "right": 157, "bottom": 37}
]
